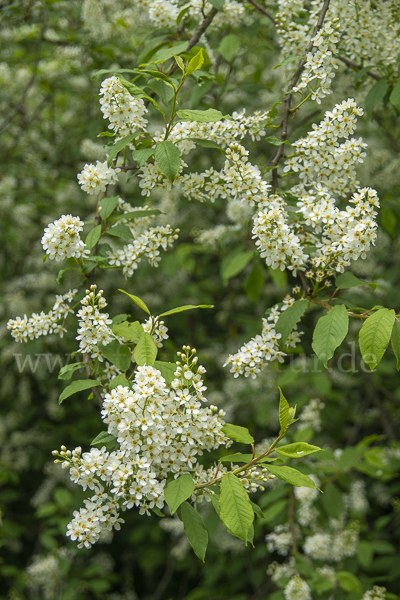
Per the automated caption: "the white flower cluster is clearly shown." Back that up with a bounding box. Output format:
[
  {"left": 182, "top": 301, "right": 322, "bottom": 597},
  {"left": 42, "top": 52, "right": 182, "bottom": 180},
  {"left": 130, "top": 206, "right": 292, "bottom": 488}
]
[
  {"left": 253, "top": 194, "right": 307, "bottom": 274},
  {"left": 76, "top": 286, "right": 114, "bottom": 357},
  {"left": 293, "top": 21, "right": 340, "bottom": 103},
  {"left": 303, "top": 524, "right": 359, "bottom": 562},
  {"left": 362, "top": 586, "right": 387, "bottom": 600},
  {"left": 54, "top": 349, "right": 230, "bottom": 548},
  {"left": 267, "top": 557, "right": 297, "bottom": 582},
  {"left": 78, "top": 160, "right": 120, "bottom": 195},
  {"left": 148, "top": 0, "right": 179, "bottom": 27},
  {"left": 285, "top": 99, "right": 367, "bottom": 196},
  {"left": 297, "top": 186, "right": 379, "bottom": 273},
  {"left": 142, "top": 316, "right": 168, "bottom": 348},
  {"left": 27, "top": 553, "right": 62, "bottom": 600},
  {"left": 99, "top": 76, "right": 148, "bottom": 138},
  {"left": 295, "top": 477, "right": 320, "bottom": 527},
  {"left": 284, "top": 576, "right": 312, "bottom": 600},
  {"left": 265, "top": 524, "right": 293, "bottom": 556},
  {"left": 107, "top": 225, "right": 179, "bottom": 277},
  {"left": 348, "top": 480, "right": 369, "bottom": 514},
  {"left": 113, "top": 199, "right": 158, "bottom": 236},
  {"left": 7, "top": 290, "right": 77, "bottom": 343},
  {"left": 41, "top": 214, "right": 89, "bottom": 262},
  {"left": 298, "top": 398, "right": 324, "bottom": 432},
  {"left": 224, "top": 298, "right": 302, "bottom": 378}
]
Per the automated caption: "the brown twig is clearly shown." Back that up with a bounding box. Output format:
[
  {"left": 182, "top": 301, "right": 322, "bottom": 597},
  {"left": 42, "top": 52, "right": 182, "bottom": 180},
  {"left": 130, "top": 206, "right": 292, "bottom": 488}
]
[
  {"left": 270, "top": 0, "right": 332, "bottom": 190},
  {"left": 336, "top": 56, "right": 381, "bottom": 81},
  {"left": 245, "top": 0, "right": 276, "bottom": 24}
]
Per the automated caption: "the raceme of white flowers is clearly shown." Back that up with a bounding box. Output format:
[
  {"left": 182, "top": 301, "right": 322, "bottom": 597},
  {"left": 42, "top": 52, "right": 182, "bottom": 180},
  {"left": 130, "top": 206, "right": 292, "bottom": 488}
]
[
  {"left": 76, "top": 287, "right": 114, "bottom": 357},
  {"left": 41, "top": 215, "right": 89, "bottom": 261},
  {"left": 224, "top": 297, "right": 302, "bottom": 378},
  {"left": 99, "top": 75, "right": 148, "bottom": 139},
  {"left": 7, "top": 290, "right": 77, "bottom": 343},
  {"left": 53, "top": 350, "right": 232, "bottom": 548}
]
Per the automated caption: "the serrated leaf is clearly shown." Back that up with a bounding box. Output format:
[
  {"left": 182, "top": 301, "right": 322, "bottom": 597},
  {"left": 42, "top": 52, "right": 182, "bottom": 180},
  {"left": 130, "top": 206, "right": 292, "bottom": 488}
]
[
  {"left": 90, "top": 431, "right": 117, "bottom": 447},
  {"left": 391, "top": 320, "right": 400, "bottom": 370},
  {"left": 108, "top": 374, "right": 131, "bottom": 390},
  {"left": 221, "top": 249, "right": 254, "bottom": 282},
  {"left": 218, "top": 34, "right": 240, "bottom": 62},
  {"left": 180, "top": 502, "right": 208, "bottom": 561},
  {"left": 312, "top": 304, "right": 349, "bottom": 367},
  {"left": 164, "top": 473, "right": 194, "bottom": 514},
  {"left": 100, "top": 340, "right": 132, "bottom": 371},
  {"left": 59, "top": 380, "right": 102, "bottom": 404},
  {"left": 112, "top": 321, "right": 144, "bottom": 341},
  {"left": 85, "top": 225, "right": 102, "bottom": 250},
  {"left": 278, "top": 387, "right": 290, "bottom": 434},
  {"left": 154, "top": 360, "right": 177, "bottom": 383},
  {"left": 177, "top": 108, "right": 230, "bottom": 123},
  {"left": 365, "top": 78, "right": 388, "bottom": 119},
  {"left": 335, "top": 271, "right": 376, "bottom": 290},
  {"left": 107, "top": 133, "right": 137, "bottom": 167},
  {"left": 132, "top": 147, "right": 155, "bottom": 167},
  {"left": 159, "top": 304, "right": 213, "bottom": 317},
  {"left": 208, "top": 0, "right": 224, "bottom": 9},
  {"left": 266, "top": 465, "right": 319, "bottom": 489},
  {"left": 187, "top": 49, "right": 204, "bottom": 74},
  {"left": 134, "top": 332, "right": 158, "bottom": 366},
  {"left": 154, "top": 141, "right": 181, "bottom": 183},
  {"left": 106, "top": 225, "right": 133, "bottom": 240},
  {"left": 275, "top": 442, "right": 323, "bottom": 458},
  {"left": 275, "top": 299, "right": 308, "bottom": 347},
  {"left": 221, "top": 424, "right": 254, "bottom": 444},
  {"left": 99, "top": 196, "right": 119, "bottom": 219},
  {"left": 58, "top": 362, "right": 85, "bottom": 380},
  {"left": 119, "top": 290, "right": 151, "bottom": 315},
  {"left": 390, "top": 78, "right": 400, "bottom": 110},
  {"left": 359, "top": 308, "right": 395, "bottom": 370},
  {"left": 219, "top": 473, "right": 254, "bottom": 543}
]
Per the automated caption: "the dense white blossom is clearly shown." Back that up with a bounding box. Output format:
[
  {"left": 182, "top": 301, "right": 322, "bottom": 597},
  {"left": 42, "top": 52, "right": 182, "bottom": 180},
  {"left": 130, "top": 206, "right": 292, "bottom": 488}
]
[
  {"left": 99, "top": 76, "right": 148, "bottom": 138},
  {"left": 76, "top": 286, "right": 114, "bottom": 357},
  {"left": 41, "top": 215, "right": 89, "bottom": 261},
  {"left": 284, "top": 576, "right": 312, "bottom": 600},
  {"left": 78, "top": 160, "right": 120, "bottom": 195},
  {"left": 265, "top": 524, "right": 293, "bottom": 556}
]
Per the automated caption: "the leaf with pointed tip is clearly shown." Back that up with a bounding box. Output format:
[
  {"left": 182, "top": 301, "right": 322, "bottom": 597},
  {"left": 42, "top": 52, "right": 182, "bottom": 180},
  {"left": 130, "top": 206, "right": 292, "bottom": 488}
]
[
  {"left": 85, "top": 225, "right": 102, "bottom": 250},
  {"left": 59, "top": 380, "right": 102, "bottom": 404},
  {"left": 219, "top": 473, "right": 254, "bottom": 543},
  {"left": 159, "top": 304, "right": 213, "bottom": 317},
  {"left": 312, "top": 305, "right": 349, "bottom": 367},
  {"left": 359, "top": 308, "right": 395, "bottom": 370},
  {"left": 58, "top": 362, "right": 85, "bottom": 380},
  {"left": 335, "top": 271, "right": 376, "bottom": 290},
  {"left": 221, "top": 424, "right": 254, "bottom": 444},
  {"left": 107, "top": 134, "right": 137, "bottom": 167},
  {"left": 179, "top": 502, "right": 208, "bottom": 561},
  {"left": 177, "top": 108, "right": 231, "bottom": 122},
  {"left": 278, "top": 387, "right": 290, "bottom": 434},
  {"left": 119, "top": 290, "right": 151, "bottom": 315},
  {"left": 154, "top": 141, "right": 181, "bottom": 182},
  {"left": 275, "top": 299, "right": 308, "bottom": 347},
  {"left": 100, "top": 340, "right": 132, "bottom": 371},
  {"left": 164, "top": 474, "right": 195, "bottom": 514},
  {"left": 112, "top": 321, "right": 144, "bottom": 341},
  {"left": 267, "top": 465, "right": 319, "bottom": 489},
  {"left": 100, "top": 196, "right": 119, "bottom": 219},
  {"left": 134, "top": 332, "right": 157, "bottom": 367},
  {"left": 275, "top": 442, "right": 323, "bottom": 458}
]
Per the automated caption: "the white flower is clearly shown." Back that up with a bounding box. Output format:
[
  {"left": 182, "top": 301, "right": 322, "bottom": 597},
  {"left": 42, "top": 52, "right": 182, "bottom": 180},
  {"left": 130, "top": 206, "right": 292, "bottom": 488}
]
[{"left": 41, "top": 215, "right": 89, "bottom": 261}]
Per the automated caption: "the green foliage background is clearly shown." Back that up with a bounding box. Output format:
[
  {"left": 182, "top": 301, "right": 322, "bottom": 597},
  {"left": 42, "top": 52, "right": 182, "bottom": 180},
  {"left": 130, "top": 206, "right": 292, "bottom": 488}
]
[{"left": 1, "top": 1, "right": 400, "bottom": 599}]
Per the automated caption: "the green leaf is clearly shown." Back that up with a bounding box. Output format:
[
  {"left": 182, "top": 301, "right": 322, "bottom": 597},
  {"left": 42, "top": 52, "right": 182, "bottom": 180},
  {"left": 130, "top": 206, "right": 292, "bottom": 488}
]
[
  {"left": 100, "top": 340, "right": 132, "bottom": 371},
  {"left": 118, "top": 78, "right": 165, "bottom": 116},
  {"left": 218, "top": 34, "right": 241, "bottom": 62},
  {"left": 244, "top": 260, "right": 265, "bottom": 302},
  {"left": 154, "top": 360, "right": 177, "bottom": 383},
  {"left": 177, "top": 108, "right": 230, "bottom": 123},
  {"left": 364, "top": 78, "right": 388, "bottom": 119},
  {"left": 221, "top": 424, "right": 254, "bottom": 445},
  {"left": 265, "top": 135, "right": 291, "bottom": 146},
  {"left": 107, "top": 133, "right": 137, "bottom": 167},
  {"left": 359, "top": 308, "right": 395, "bottom": 370},
  {"left": 112, "top": 313, "right": 130, "bottom": 324},
  {"left": 391, "top": 319, "right": 400, "bottom": 370},
  {"left": 335, "top": 271, "right": 376, "bottom": 290},
  {"left": 321, "top": 482, "right": 343, "bottom": 518},
  {"left": 336, "top": 571, "right": 363, "bottom": 593},
  {"left": 266, "top": 465, "right": 319, "bottom": 489},
  {"left": 250, "top": 501, "right": 265, "bottom": 520},
  {"left": 189, "top": 138, "right": 224, "bottom": 150},
  {"left": 381, "top": 206, "right": 397, "bottom": 237},
  {"left": 90, "top": 431, "right": 117, "bottom": 447},
  {"left": 275, "top": 299, "right": 308, "bottom": 347},
  {"left": 219, "top": 473, "right": 254, "bottom": 543},
  {"left": 58, "top": 362, "right": 85, "bottom": 380},
  {"left": 278, "top": 388, "right": 290, "bottom": 434},
  {"left": 134, "top": 332, "right": 158, "bottom": 366},
  {"left": 187, "top": 49, "right": 204, "bottom": 74},
  {"left": 389, "top": 78, "right": 400, "bottom": 110},
  {"left": 150, "top": 41, "right": 188, "bottom": 64},
  {"left": 100, "top": 196, "right": 119, "bottom": 219},
  {"left": 164, "top": 473, "right": 194, "bottom": 514},
  {"left": 132, "top": 147, "right": 155, "bottom": 167},
  {"left": 154, "top": 141, "right": 181, "bottom": 183},
  {"left": 176, "top": 6, "right": 190, "bottom": 25},
  {"left": 275, "top": 442, "right": 323, "bottom": 458},
  {"left": 97, "top": 131, "right": 114, "bottom": 137},
  {"left": 174, "top": 54, "right": 185, "bottom": 71},
  {"left": 179, "top": 502, "right": 208, "bottom": 561},
  {"left": 114, "top": 209, "right": 162, "bottom": 221},
  {"left": 274, "top": 55, "right": 303, "bottom": 69},
  {"left": 268, "top": 266, "right": 287, "bottom": 290},
  {"left": 208, "top": 0, "right": 224, "bottom": 9},
  {"left": 108, "top": 374, "right": 131, "bottom": 390},
  {"left": 159, "top": 304, "right": 213, "bottom": 317},
  {"left": 59, "top": 380, "right": 102, "bottom": 404},
  {"left": 147, "top": 79, "right": 175, "bottom": 106},
  {"left": 312, "top": 304, "right": 349, "bottom": 367},
  {"left": 221, "top": 249, "right": 254, "bottom": 282},
  {"left": 119, "top": 290, "right": 151, "bottom": 315},
  {"left": 112, "top": 321, "right": 144, "bottom": 341},
  {"left": 85, "top": 225, "right": 102, "bottom": 250},
  {"left": 106, "top": 225, "right": 133, "bottom": 240}
]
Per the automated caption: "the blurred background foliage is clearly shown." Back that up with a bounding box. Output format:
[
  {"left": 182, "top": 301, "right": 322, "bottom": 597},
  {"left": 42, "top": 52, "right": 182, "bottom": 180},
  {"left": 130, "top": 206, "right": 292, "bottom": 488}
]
[{"left": 1, "top": 1, "right": 400, "bottom": 599}]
